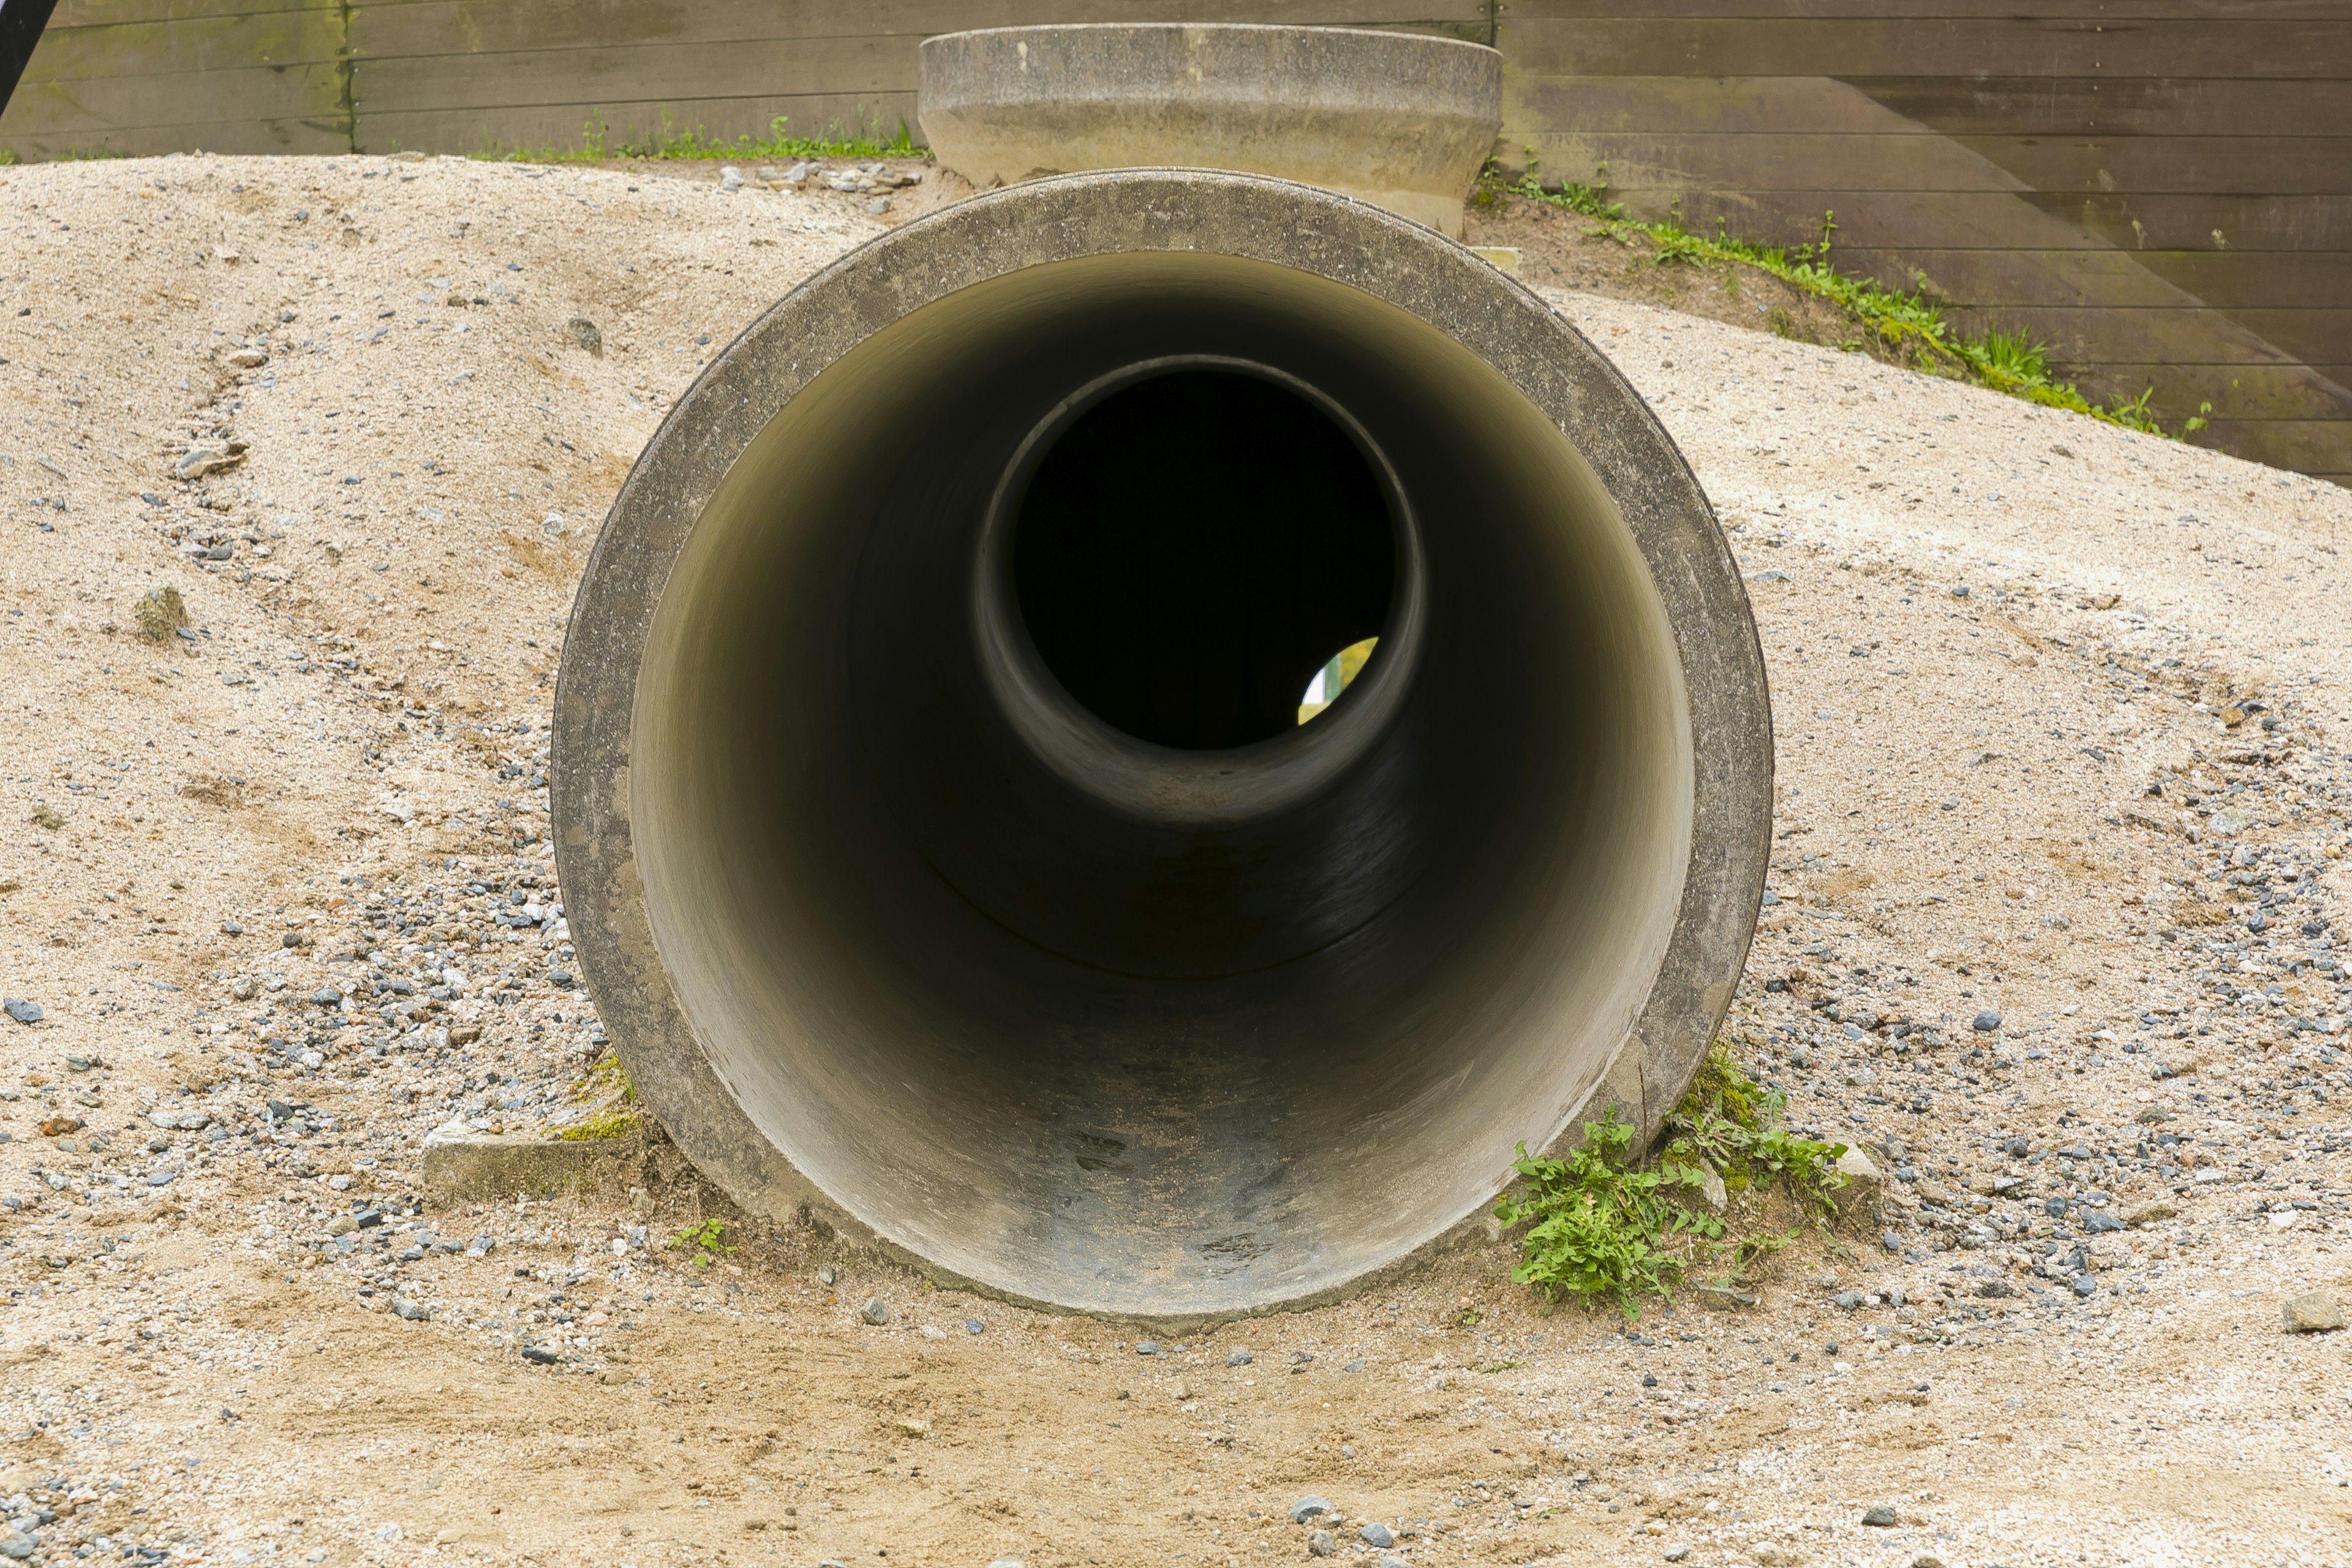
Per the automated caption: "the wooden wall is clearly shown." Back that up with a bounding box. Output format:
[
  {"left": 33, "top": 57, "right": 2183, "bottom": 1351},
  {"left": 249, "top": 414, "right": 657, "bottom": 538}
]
[
  {"left": 1494, "top": 0, "right": 2352, "bottom": 483},
  {"left": 4, "top": 1, "right": 2347, "bottom": 481}
]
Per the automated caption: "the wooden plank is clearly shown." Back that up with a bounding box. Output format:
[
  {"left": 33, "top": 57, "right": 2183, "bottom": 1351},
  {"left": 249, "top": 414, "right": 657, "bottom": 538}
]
[
  {"left": 1498, "top": 18, "right": 2352, "bottom": 80},
  {"left": 21, "top": 7, "right": 345, "bottom": 79},
  {"left": 1500, "top": 1, "right": 2351, "bottom": 19},
  {"left": 0, "top": 59, "right": 345, "bottom": 144},
  {"left": 2179, "top": 418, "right": 2352, "bottom": 476},
  {"left": 351, "top": 36, "right": 913, "bottom": 117},
  {"left": 1506, "top": 130, "right": 2352, "bottom": 197},
  {"left": 1827, "top": 244, "right": 2201, "bottom": 309},
  {"left": 51, "top": 0, "right": 330, "bottom": 24},
  {"left": 2120, "top": 250, "right": 2352, "bottom": 310},
  {"left": 1936, "top": 303, "right": 2337, "bottom": 368},
  {"left": 0, "top": 110, "right": 347, "bottom": 156},
  {"left": 2214, "top": 309, "right": 2352, "bottom": 371},
  {"left": 1504, "top": 72, "right": 1923, "bottom": 137},
  {"left": 357, "top": 94, "right": 922, "bottom": 157},
  {"left": 2052, "top": 363, "right": 2352, "bottom": 424},
  {"left": 2021, "top": 190, "right": 2352, "bottom": 252},
  {"left": 1953, "top": 135, "right": 2352, "bottom": 198},
  {"left": 352, "top": 0, "right": 1489, "bottom": 61},
  {"left": 1517, "top": 173, "right": 2352, "bottom": 255},
  {"left": 1502, "top": 71, "right": 2352, "bottom": 141},
  {"left": 1847, "top": 75, "right": 2352, "bottom": 139}
]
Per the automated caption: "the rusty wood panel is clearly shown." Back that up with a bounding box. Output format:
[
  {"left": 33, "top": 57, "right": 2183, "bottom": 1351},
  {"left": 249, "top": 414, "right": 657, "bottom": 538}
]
[
  {"left": 1501, "top": 2, "right": 2345, "bottom": 17},
  {"left": 1952, "top": 134, "right": 2352, "bottom": 198},
  {"left": 2071, "top": 363, "right": 2352, "bottom": 424},
  {"left": 1826, "top": 244, "right": 2196, "bottom": 309},
  {"left": 3, "top": 110, "right": 348, "bottom": 156},
  {"left": 2180, "top": 418, "right": 2352, "bottom": 475},
  {"left": 1505, "top": 71, "right": 1920, "bottom": 137},
  {"left": 2021, "top": 190, "right": 2352, "bottom": 253},
  {"left": 357, "top": 93, "right": 921, "bottom": 157},
  {"left": 1509, "top": 130, "right": 2352, "bottom": 196},
  {"left": 21, "top": 5, "right": 343, "bottom": 78},
  {"left": 1849, "top": 75, "right": 2352, "bottom": 139},
  {"left": 1499, "top": 18, "right": 2352, "bottom": 80},
  {"left": 2122, "top": 249, "right": 2352, "bottom": 310},
  {"left": 352, "top": 0, "right": 1488, "bottom": 61},
  {"left": 0, "top": 58, "right": 345, "bottom": 148},
  {"left": 1531, "top": 177, "right": 2352, "bottom": 257},
  {"left": 2211, "top": 309, "right": 2352, "bottom": 371},
  {"left": 51, "top": 0, "right": 333, "bottom": 23},
  {"left": 1943, "top": 303, "right": 2331, "bottom": 368},
  {"left": 352, "top": 34, "right": 910, "bottom": 117}
]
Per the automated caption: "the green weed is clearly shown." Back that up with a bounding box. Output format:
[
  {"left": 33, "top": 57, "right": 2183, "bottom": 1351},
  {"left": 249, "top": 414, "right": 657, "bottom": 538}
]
[
  {"left": 1493, "top": 1109, "right": 1719, "bottom": 1317},
  {"left": 1495, "top": 1042, "right": 1849, "bottom": 1317},
  {"left": 475, "top": 110, "right": 921, "bottom": 167},
  {"left": 666, "top": 1218, "right": 734, "bottom": 1264},
  {"left": 1489, "top": 158, "right": 2182, "bottom": 437}
]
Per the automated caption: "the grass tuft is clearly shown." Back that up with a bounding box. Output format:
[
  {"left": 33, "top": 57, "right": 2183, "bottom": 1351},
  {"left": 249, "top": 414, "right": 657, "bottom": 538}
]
[{"left": 1485, "top": 157, "right": 2179, "bottom": 437}]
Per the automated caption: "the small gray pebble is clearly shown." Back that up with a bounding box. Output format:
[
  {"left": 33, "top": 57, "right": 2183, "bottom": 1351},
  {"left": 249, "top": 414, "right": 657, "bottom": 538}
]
[
  {"left": 817, "top": 1264, "right": 835, "bottom": 1286},
  {"left": 1861, "top": 1504, "right": 1898, "bottom": 1527},
  {"left": 1972, "top": 1010, "right": 2002, "bottom": 1031},
  {"left": 1134, "top": 1340, "right": 1159, "bottom": 1355},
  {"left": 1359, "top": 1522, "right": 1394, "bottom": 1548},
  {"left": 1288, "top": 1495, "right": 1332, "bottom": 1524},
  {"left": 2, "top": 998, "right": 40, "bottom": 1025},
  {"left": 1226, "top": 1349, "right": 1253, "bottom": 1366},
  {"left": 858, "top": 1296, "right": 888, "bottom": 1325},
  {"left": 1306, "top": 1529, "right": 1336, "bottom": 1558},
  {"left": 965, "top": 1317, "right": 986, "bottom": 1335}
]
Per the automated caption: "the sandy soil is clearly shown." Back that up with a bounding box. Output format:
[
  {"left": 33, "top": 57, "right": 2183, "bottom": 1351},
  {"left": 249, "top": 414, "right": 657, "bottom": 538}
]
[{"left": 0, "top": 152, "right": 2348, "bottom": 1568}]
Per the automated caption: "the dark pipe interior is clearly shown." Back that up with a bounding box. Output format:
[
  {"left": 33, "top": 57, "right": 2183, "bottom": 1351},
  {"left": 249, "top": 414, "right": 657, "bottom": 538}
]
[
  {"left": 627, "top": 252, "right": 1692, "bottom": 1316},
  {"left": 1012, "top": 369, "right": 1395, "bottom": 749}
]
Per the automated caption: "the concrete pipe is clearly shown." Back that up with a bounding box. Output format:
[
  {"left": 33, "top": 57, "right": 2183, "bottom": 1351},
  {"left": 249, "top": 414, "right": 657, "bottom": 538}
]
[
  {"left": 554, "top": 172, "right": 1772, "bottom": 1324},
  {"left": 918, "top": 23, "right": 1502, "bottom": 238}
]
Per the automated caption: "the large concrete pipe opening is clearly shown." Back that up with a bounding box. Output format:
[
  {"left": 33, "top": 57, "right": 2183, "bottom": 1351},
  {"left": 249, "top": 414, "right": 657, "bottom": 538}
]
[{"left": 555, "top": 172, "right": 1771, "bottom": 1322}]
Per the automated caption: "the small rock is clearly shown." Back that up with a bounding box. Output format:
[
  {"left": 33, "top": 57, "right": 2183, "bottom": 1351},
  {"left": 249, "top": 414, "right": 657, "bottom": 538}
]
[
  {"left": 1914, "top": 1555, "right": 1947, "bottom": 1568},
  {"left": 892, "top": 1417, "right": 930, "bottom": 1439},
  {"left": 717, "top": 165, "right": 745, "bottom": 191},
  {"left": 521, "top": 1344, "right": 559, "bottom": 1365},
  {"left": 566, "top": 317, "right": 603, "bottom": 355},
  {"left": 2083, "top": 1209, "right": 2125, "bottom": 1234},
  {"left": 1664, "top": 1550, "right": 1691, "bottom": 1564},
  {"left": 1134, "top": 1340, "right": 1160, "bottom": 1356},
  {"left": 1359, "top": 1522, "right": 1394, "bottom": 1548},
  {"left": 1289, "top": 1495, "right": 1332, "bottom": 1524},
  {"left": 392, "top": 1297, "right": 429, "bottom": 1322},
  {"left": 1861, "top": 1504, "right": 1898, "bottom": 1528},
  {"left": 2, "top": 999, "right": 40, "bottom": 1025},
  {"left": 1227, "top": 1349, "right": 1253, "bottom": 1366},
  {"left": 965, "top": 1317, "right": 985, "bottom": 1335},
  {"left": 326, "top": 1214, "right": 356, "bottom": 1237},
  {"left": 2282, "top": 1291, "right": 2346, "bottom": 1333},
  {"left": 1972, "top": 1010, "right": 2001, "bottom": 1032},
  {"left": 858, "top": 1296, "right": 888, "bottom": 1325},
  {"left": 1306, "top": 1529, "right": 1336, "bottom": 1557},
  {"left": 816, "top": 1264, "right": 836, "bottom": 1286}
]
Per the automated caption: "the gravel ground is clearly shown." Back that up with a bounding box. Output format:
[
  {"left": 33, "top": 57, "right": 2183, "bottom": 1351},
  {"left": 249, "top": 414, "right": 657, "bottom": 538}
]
[{"left": 0, "top": 153, "right": 2347, "bottom": 1568}]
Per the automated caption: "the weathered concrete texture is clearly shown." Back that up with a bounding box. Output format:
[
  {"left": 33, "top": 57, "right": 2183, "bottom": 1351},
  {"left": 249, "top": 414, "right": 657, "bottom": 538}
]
[
  {"left": 918, "top": 24, "right": 1500, "bottom": 238},
  {"left": 552, "top": 170, "right": 1770, "bottom": 1325},
  {"left": 421, "top": 1126, "right": 639, "bottom": 1207}
]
